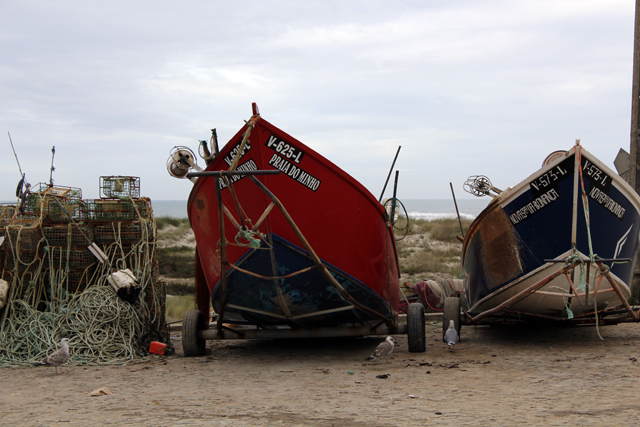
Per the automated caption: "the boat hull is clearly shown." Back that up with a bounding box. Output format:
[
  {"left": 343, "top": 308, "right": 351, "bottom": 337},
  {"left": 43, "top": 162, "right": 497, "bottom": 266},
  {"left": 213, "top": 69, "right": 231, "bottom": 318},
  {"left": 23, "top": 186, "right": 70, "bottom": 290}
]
[
  {"left": 210, "top": 235, "right": 392, "bottom": 327},
  {"left": 187, "top": 107, "right": 400, "bottom": 327},
  {"left": 462, "top": 145, "right": 640, "bottom": 318}
]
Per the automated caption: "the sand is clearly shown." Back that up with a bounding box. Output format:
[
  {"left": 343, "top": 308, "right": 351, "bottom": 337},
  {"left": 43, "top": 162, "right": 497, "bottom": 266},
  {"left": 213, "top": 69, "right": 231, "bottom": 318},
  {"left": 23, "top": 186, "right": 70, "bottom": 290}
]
[{"left": 1, "top": 319, "right": 639, "bottom": 426}]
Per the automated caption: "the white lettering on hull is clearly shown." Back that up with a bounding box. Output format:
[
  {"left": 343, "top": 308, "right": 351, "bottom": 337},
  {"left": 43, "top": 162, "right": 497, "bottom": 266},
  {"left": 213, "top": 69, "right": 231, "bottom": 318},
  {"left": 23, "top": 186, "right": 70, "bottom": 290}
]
[{"left": 268, "top": 153, "right": 321, "bottom": 192}]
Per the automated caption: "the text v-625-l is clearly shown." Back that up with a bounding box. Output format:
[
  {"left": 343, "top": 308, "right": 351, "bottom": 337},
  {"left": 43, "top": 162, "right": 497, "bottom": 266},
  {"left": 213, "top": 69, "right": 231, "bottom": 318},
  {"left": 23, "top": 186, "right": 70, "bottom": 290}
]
[{"left": 265, "top": 135, "right": 305, "bottom": 164}]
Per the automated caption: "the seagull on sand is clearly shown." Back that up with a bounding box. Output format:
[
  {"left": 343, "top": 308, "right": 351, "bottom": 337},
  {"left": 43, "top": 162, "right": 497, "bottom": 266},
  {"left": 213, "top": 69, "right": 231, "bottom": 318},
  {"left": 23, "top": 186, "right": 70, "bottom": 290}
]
[
  {"left": 366, "top": 336, "right": 396, "bottom": 363},
  {"left": 445, "top": 320, "right": 459, "bottom": 349},
  {"left": 37, "top": 338, "right": 70, "bottom": 374}
]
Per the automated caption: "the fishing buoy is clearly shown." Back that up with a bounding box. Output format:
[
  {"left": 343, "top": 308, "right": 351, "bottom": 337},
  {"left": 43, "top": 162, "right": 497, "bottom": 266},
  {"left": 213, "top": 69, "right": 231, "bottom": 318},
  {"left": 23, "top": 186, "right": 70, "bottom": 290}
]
[{"left": 107, "top": 269, "right": 142, "bottom": 304}]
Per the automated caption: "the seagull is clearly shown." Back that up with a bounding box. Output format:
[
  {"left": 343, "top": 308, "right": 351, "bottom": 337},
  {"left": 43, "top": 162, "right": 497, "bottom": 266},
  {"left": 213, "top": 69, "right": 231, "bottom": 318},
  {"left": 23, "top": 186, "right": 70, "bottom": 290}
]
[
  {"left": 445, "top": 320, "right": 459, "bottom": 349},
  {"left": 366, "top": 336, "right": 396, "bottom": 363},
  {"left": 37, "top": 338, "right": 70, "bottom": 374}
]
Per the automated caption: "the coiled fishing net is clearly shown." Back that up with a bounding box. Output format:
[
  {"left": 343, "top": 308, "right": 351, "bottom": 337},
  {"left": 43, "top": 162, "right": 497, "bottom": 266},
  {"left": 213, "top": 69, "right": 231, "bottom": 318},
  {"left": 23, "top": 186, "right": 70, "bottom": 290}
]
[{"left": 0, "top": 190, "right": 167, "bottom": 367}]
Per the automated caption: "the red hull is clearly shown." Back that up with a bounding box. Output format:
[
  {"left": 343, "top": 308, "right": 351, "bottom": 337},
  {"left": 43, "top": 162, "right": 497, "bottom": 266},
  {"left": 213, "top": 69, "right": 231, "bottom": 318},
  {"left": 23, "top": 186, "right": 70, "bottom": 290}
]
[{"left": 187, "top": 105, "right": 400, "bottom": 319}]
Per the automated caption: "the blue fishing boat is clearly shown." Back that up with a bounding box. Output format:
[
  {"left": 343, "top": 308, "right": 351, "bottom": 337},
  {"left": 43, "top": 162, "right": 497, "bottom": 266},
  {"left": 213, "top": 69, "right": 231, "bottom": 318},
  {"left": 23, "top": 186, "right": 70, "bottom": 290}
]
[{"left": 459, "top": 141, "right": 640, "bottom": 324}]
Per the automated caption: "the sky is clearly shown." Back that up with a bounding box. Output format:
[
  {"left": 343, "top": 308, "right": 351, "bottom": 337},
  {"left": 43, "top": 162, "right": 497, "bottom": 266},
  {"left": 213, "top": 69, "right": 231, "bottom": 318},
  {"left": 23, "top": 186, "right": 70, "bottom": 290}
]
[{"left": 0, "top": 0, "right": 637, "bottom": 203}]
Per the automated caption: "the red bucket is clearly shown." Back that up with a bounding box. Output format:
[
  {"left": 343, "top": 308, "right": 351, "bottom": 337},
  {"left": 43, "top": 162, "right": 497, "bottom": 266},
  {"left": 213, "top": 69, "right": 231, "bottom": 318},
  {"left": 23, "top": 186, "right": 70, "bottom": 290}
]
[{"left": 149, "top": 341, "right": 167, "bottom": 355}]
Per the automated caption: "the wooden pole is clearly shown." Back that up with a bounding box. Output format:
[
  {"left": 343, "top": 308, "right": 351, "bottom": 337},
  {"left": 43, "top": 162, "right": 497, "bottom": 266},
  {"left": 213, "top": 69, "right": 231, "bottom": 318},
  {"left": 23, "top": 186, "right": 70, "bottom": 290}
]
[
  {"left": 630, "top": 0, "right": 640, "bottom": 189},
  {"left": 630, "top": 0, "right": 640, "bottom": 304}
]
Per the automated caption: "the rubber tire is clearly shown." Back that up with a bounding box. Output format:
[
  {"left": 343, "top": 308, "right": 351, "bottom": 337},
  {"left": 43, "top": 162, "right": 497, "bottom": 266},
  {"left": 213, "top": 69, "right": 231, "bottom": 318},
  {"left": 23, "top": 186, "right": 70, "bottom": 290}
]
[
  {"left": 442, "top": 297, "right": 461, "bottom": 343},
  {"left": 407, "top": 303, "right": 426, "bottom": 352},
  {"left": 182, "top": 309, "right": 207, "bottom": 357}
]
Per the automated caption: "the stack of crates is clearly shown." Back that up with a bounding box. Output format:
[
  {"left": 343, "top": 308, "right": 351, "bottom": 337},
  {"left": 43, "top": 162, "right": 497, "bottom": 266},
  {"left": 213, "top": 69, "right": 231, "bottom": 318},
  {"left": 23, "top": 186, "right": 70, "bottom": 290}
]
[
  {"left": 0, "top": 205, "right": 16, "bottom": 271},
  {"left": 3, "top": 212, "right": 42, "bottom": 272},
  {"left": 0, "top": 176, "right": 166, "bottom": 353},
  {"left": 2, "top": 177, "right": 153, "bottom": 295},
  {"left": 24, "top": 183, "right": 83, "bottom": 221},
  {"left": 3, "top": 213, "right": 42, "bottom": 298},
  {"left": 85, "top": 176, "right": 152, "bottom": 258}
]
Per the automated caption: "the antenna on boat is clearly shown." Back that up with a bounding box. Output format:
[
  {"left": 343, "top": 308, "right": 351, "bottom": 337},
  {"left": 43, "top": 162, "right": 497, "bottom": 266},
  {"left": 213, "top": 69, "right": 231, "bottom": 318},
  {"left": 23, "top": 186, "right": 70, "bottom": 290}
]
[
  {"left": 49, "top": 146, "right": 56, "bottom": 187},
  {"left": 450, "top": 182, "right": 465, "bottom": 240},
  {"left": 379, "top": 146, "right": 401, "bottom": 202},
  {"left": 8, "top": 131, "right": 24, "bottom": 180},
  {"left": 8, "top": 131, "right": 30, "bottom": 211}
]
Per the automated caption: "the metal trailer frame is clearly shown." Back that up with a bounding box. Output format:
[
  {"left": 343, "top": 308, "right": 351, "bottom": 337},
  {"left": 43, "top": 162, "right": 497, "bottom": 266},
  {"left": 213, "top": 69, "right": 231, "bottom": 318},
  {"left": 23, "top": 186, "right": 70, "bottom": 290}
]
[{"left": 180, "top": 168, "right": 426, "bottom": 356}]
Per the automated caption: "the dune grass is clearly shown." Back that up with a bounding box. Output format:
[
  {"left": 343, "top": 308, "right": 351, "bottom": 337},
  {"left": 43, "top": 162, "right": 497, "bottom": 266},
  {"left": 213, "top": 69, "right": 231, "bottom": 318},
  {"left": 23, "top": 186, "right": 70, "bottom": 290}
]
[
  {"left": 395, "top": 216, "right": 473, "bottom": 241},
  {"left": 398, "top": 245, "right": 462, "bottom": 277},
  {"left": 394, "top": 216, "right": 474, "bottom": 278},
  {"left": 155, "top": 216, "right": 190, "bottom": 229},
  {"left": 155, "top": 216, "right": 195, "bottom": 246},
  {"left": 166, "top": 294, "right": 195, "bottom": 323},
  {"left": 157, "top": 246, "right": 195, "bottom": 278}
]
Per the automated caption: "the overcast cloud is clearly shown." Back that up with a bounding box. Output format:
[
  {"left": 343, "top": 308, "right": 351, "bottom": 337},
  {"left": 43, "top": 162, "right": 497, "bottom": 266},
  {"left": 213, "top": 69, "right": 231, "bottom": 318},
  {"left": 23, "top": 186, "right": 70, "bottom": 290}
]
[{"left": 0, "top": 0, "right": 635, "bottom": 203}]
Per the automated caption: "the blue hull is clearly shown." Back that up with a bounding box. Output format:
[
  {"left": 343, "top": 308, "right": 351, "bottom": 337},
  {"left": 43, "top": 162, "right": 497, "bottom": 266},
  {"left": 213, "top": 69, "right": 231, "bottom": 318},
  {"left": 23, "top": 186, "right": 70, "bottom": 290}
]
[
  {"left": 211, "top": 235, "right": 392, "bottom": 327},
  {"left": 463, "top": 146, "right": 640, "bottom": 318}
]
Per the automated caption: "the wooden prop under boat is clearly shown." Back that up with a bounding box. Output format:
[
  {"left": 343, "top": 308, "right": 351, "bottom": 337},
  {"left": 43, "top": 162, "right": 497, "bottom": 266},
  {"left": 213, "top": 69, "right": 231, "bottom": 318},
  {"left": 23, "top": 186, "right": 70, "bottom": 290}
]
[
  {"left": 461, "top": 140, "right": 640, "bottom": 322},
  {"left": 167, "top": 104, "right": 427, "bottom": 356}
]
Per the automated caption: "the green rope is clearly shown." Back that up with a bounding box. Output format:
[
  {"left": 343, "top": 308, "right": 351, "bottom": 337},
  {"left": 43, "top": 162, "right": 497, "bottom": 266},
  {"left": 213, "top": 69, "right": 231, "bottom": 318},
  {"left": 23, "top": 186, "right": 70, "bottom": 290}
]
[{"left": 0, "top": 284, "right": 146, "bottom": 367}]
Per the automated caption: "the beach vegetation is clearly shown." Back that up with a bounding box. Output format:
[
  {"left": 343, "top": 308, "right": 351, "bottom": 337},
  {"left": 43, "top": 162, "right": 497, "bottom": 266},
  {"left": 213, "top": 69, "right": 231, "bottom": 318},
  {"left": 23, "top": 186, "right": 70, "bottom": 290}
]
[
  {"left": 393, "top": 215, "right": 472, "bottom": 280},
  {"left": 157, "top": 246, "right": 195, "bottom": 278},
  {"left": 394, "top": 216, "right": 472, "bottom": 242},
  {"left": 399, "top": 246, "right": 462, "bottom": 277},
  {"left": 166, "top": 294, "right": 195, "bottom": 323},
  {"left": 156, "top": 216, "right": 190, "bottom": 229}
]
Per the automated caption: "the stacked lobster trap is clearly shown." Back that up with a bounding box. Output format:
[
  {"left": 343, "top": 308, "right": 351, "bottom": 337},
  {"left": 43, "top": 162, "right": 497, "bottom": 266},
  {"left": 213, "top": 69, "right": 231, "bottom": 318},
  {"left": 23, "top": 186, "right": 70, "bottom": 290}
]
[{"left": 0, "top": 176, "right": 167, "bottom": 366}]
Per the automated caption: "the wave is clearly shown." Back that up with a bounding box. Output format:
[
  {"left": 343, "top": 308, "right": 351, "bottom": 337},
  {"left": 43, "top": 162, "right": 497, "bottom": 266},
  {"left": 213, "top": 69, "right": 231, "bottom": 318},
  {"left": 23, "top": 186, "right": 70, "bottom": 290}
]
[{"left": 407, "top": 211, "right": 477, "bottom": 221}]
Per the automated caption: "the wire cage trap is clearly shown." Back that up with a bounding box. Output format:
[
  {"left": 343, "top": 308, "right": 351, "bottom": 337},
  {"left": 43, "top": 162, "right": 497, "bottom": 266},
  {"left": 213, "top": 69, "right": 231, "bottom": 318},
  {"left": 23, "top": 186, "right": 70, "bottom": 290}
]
[{"left": 100, "top": 176, "right": 141, "bottom": 199}]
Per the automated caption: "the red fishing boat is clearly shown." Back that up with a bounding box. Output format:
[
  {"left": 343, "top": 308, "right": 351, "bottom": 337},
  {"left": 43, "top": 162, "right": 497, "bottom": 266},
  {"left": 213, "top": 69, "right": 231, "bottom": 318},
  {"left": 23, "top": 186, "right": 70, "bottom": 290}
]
[{"left": 167, "top": 103, "right": 426, "bottom": 355}]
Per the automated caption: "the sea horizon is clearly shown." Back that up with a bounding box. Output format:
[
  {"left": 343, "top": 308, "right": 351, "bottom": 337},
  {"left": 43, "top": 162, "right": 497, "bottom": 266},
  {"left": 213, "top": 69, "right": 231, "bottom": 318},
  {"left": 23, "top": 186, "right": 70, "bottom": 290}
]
[
  {"left": 149, "top": 198, "right": 490, "bottom": 220},
  {"left": 0, "top": 197, "right": 491, "bottom": 220}
]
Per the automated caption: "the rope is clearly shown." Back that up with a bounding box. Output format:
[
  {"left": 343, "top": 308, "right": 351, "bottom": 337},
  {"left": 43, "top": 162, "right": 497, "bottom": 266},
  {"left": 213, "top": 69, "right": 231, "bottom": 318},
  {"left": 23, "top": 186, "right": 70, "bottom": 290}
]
[
  {"left": 0, "top": 284, "right": 146, "bottom": 367},
  {"left": 592, "top": 268, "right": 607, "bottom": 341},
  {"left": 383, "top": 198, "right": 409, "bottom": 241},
  {"left": 0, "top": 195, "right": 164, "bottom": 367},
  {"left": 555, "top": 147, "right": 597, "bottom": 320},
  {"left": 576, "top": 147, "right": 597, "bottom": 262}
]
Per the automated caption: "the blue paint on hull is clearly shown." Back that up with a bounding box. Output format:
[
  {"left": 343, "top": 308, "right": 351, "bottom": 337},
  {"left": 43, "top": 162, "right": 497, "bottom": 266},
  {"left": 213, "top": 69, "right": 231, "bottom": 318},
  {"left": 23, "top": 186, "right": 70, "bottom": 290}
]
[{"left": 211, "top": 234, "right": 392, "bottom": 327}]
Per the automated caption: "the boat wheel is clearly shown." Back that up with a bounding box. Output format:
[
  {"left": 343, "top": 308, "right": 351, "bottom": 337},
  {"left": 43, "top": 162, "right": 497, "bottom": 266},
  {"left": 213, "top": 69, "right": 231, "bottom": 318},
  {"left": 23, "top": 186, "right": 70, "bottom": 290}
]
[
  {"left": 407, "top": 303, "right": 426, "bottom": 352},
  {"left": 182, "top": 310, "right": 207, "bottom": 357},
  {"left": 442, "top": 297, "right": 461, "bottom": 342}
]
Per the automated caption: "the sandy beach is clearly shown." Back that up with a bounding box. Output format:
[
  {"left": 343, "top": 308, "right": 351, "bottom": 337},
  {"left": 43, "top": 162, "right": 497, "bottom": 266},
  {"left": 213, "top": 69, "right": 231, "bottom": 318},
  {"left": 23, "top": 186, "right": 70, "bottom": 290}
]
[{"left": 1, "top": 318, "right": 639, "bottom": 426}]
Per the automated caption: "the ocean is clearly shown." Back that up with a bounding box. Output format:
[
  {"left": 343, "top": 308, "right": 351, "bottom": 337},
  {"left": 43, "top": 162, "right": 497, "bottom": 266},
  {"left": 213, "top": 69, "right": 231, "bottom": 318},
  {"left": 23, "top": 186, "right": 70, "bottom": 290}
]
[{"left": 150, "top": 198, "right": 490, "bottom": 220}]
